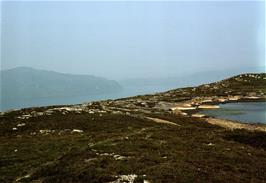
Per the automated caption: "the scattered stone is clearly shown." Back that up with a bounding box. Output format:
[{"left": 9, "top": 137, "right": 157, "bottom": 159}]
[
  {"left": 202, "top": 99, "right": 212, "bottom": 103},
  {"left": 99, "top": 110, "right": 107, "bottom": 113},
  {"left": 113, "top": 154, "right": 126, "bottom": 161},
  {"left": 198, "top": 105, "right": 219, "bottom": 109},
  {"left": 17, "top": 114, "right": 31, "bottom": 120},
  {"left": 207, "top": 143, "right": 214, "bottom": 146},
  {"left": 45, "top": 110, "right": 54, "bottom": 115},
  {"left": 245, "top": 96, "right": 260, "bottom": 99},
  {"left": 84, "top": 158, "right": 97, "bottom": 163},
  {"left": 15, "top": 174, "right": 31, "bottom": 182},
  {"left": 218, "top": 98, "right": 228, "bottom": 103},
  {"left": 174, "top": 106, "right": 197, "bottom": 111},
  {"left": 228, "top": 96, "right": 241, "bottom": 101},
  {"left": 192, "top": 113, "right": 206, "bottom": 118},
  {"left": 111, "top": 174, "right": 138, "bottom": 183},
  {"left": 39, "top": 129, "right": 55, "bottom": 135},
  {"left": 88, "top": 143, "right": 94, "bottom": 147},
  {"left": 17, "top": 123, "right": 26, "bottom": 127},
  {"left": 180, "top": 112, "right": 188, "bottom": 116},
  {"left": 72, "top": 129, "right": 84, "bottom": 133},
  {"left": 101, "top": 153, "right": 111, "bottom": 156}
]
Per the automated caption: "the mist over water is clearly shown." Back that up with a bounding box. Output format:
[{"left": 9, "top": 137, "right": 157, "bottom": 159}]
[
  {"left": 2, "top": 1, "right": 265, "bottom": 79},
  {"left": 1, "top": 1, "right": 265, "bottom": 111},
  {"left": 1, "top": 83, "right": 177, "bottom": 111}
]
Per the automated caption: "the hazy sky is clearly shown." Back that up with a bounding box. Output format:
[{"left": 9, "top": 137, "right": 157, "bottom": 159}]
[{"left": 1, "top": 1, "right": 265, "bottom": 79}]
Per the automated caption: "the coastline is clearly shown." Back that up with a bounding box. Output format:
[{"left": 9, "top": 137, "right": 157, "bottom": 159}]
[
  {"left": 171, "top": 97, "right": 266, "bottom": 131},
  {"left": 2, "top": 97, "right": 265, "bottom": 133},
  {"left": 1, "top": 73, "right": 266, "bottom": 132},
  {"left": 1, "top": 73, "right": 266, "bottom": 182},
  {"left": 205, "top": 117, "right": 266, "bottom": 132}
]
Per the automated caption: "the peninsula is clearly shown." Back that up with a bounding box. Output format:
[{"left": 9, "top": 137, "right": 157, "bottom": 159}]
[{"left": 1, "top": 73, "right": 266, "bottom": 182}]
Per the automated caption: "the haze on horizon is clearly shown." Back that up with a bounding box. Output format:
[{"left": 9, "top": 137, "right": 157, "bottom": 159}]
[{"left": 1, "top": 1, "right": 265, "bottom": 80}]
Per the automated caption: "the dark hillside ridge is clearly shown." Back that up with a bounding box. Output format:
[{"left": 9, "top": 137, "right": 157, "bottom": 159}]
[
  {"left": 122, "top": 73, "right": 266, "bottom": 104},
  {"left": 1, "top": 67, "right": 122, "bottom": 99},
  {"left": 190, "top": 73, "right": 266, "bottom": 97},
  {"left": 158, "top": 73, "right": 266, "bottom": 99}
]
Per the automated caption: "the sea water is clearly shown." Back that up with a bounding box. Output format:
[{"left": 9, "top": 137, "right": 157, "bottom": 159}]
[{"left": 200, "top": 102, "right": 266, "bottom": 124}]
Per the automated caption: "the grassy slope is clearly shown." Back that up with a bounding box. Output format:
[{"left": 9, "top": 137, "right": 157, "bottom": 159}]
[{"left": 1, "top": 110, "right": 266, "bottom": 183}]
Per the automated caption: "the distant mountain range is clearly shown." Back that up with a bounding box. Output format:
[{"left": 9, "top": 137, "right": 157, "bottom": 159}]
[
  {"left": 1, "top": 67, "right": 122, "bottom": 100},
  {"left": 1, "top": 66, "right": 264, "bottom": 111}
]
